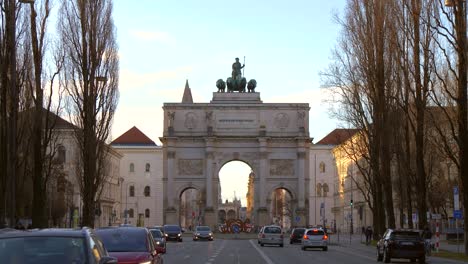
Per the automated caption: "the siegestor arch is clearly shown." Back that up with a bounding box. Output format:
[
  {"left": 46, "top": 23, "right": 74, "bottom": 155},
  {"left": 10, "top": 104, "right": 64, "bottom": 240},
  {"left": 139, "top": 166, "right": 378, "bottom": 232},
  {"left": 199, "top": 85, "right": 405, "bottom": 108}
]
[
  {"left": 216, "top": 158, "right": 254, "bottom": 175},
  {"left": 177, "top": 184, "right": 202, "bottom": 199},
  {"left": 268, "top": 184, "right": 296, "bottom": 201}
]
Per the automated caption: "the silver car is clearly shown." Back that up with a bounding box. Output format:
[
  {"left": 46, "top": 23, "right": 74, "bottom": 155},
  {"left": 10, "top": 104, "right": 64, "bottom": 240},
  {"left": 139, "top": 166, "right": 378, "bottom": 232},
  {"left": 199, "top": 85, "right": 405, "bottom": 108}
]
[
  {"left": 193, "top": 226, "right": 213, "bottom": 241},
  {"left": 301, "top": 228, "right": 328, "bottom": 251},
  {"left": 258, "top": 225, "right": 284, "bottom": 247}
]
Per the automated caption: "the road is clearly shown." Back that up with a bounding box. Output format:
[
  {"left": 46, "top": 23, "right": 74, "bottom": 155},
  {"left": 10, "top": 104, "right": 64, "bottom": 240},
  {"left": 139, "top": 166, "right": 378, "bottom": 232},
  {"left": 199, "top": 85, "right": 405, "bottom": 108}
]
[{"left": 162, "top": 238, "right": 466, "bottom": 264}]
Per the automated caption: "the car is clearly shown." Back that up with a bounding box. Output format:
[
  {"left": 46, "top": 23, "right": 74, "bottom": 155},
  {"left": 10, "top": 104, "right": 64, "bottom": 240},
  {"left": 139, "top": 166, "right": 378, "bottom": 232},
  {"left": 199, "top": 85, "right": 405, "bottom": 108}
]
[
  {"left": 301, "top": 228, "right": 328, "bottom": 251},
  {"left": 377, "top": 229, "right": 425, "bottom": 264},
  {"left": 257, "top": 226, "right": 265, "bottom": 244},
  {"left": 96, "top": 226, "right": 163, "bottom": 264},
  {"left": 149, "top": 228, "right": 166, "bottom": 254},
  {"left": 163, "top": 224, "right": 183, "bottom": 242},
  {"left": 0, "top": 227, "right": 117, "bottom": 264},
  {"left": 290, "top": 227, "right": 306, "bottom": 244},
  {"left": 193, "top": 226, "right": 214, "bottom": 241},
  {"left": 258, "top": 225, "right": 284, "bottom": 247}
]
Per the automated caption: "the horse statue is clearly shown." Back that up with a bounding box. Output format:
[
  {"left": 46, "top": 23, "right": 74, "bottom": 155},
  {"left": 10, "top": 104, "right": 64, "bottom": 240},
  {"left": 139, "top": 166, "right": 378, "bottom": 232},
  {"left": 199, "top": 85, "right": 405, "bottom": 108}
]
[
  {"left": 226, "top": 77, "right": 247, "bottom": 93},
  {"left": 247, "top": 79, "right": 257, "bottom": 93},
  {"left": 216, "top": 79, "right": 226, "bottom": 92}
]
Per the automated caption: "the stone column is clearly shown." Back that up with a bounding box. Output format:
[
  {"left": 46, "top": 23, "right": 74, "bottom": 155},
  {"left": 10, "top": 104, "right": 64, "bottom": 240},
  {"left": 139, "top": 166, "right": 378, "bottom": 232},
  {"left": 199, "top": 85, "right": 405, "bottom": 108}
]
[
  {"left": 297, "top": 151, "right": 306, "bottom": 209},
  {"left": 204, "top": 139, "right": 216, "bottom": 229},
  {"left": 165, "top": 150, "right": 177, "bottom": 224},
  {"left": 258, "top": 138, "right": 269, "bottom": 226}
]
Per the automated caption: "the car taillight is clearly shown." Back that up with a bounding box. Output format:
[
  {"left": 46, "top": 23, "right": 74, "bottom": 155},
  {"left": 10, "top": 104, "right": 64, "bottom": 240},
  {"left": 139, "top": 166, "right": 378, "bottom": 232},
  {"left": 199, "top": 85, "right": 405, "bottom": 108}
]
[
  {"left": 303, "top": 235, "right": 309, "bottom": 240},
  {"left": 323, "top": 235, "right": 328, "bottom": 240}
]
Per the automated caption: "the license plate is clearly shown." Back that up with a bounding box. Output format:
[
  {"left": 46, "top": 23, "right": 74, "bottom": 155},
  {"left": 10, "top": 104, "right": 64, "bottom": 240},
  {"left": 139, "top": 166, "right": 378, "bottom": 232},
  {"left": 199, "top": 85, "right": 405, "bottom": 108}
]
[{"left": 401, "top": 242, "right": 413, "bottom": 245}]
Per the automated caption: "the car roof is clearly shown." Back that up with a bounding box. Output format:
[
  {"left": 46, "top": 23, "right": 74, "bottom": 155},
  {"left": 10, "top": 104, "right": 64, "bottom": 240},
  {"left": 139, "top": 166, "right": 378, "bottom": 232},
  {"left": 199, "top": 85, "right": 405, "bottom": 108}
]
[{"left": 0, "top": 228, "right": 92, "bottom": 238}]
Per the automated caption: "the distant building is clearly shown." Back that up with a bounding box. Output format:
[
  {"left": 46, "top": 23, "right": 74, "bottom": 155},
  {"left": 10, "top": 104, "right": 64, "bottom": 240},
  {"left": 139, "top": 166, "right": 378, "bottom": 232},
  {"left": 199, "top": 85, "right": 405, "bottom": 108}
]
[{"left": 111, "top": 126, "right": 163, "bottom": 227}]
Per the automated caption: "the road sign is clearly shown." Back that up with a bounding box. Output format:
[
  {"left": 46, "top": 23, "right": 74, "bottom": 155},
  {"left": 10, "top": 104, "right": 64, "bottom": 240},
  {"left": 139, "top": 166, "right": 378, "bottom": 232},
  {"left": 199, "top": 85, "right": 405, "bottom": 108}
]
[
  {"left": 232, "top": 224, "right": 240, "bottom": 233},
  {"left": 295, "top": 216, "right": 300, "bottom": 223},
  {"left": 454, "top": 210, "right": 463, "bottom": 219},
  {"left": 454, "top": 186, "right": 460, "bottom": 210}
]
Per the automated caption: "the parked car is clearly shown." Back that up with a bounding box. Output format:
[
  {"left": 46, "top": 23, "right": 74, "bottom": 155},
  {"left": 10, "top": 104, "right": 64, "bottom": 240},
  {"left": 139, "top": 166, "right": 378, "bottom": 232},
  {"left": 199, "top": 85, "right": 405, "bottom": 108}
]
[
  {"left": 163, "top": 224, "right": 183, "bottom": 242},
  {"left": 149, "top": 228, "right": 166, "bottom": 254},
  {"left": 193, "top": 226, "right": 214, "bottom": 241},
  {"left": 377, "top": 229, "right": 425, "bottom": 264},
  {"left": 258, "top": 225, "right": 284, "bottom": 247},
  {"left": 96, "top": 226, "right": 163, "bottom": 264},
  {"left": 0, "top": 228, "right": 117, "bottom": 264},
  {"left": 290, "top": 227, "right": 306, "bottom": 244},
  {"left": 301, "top": 228, "right": 328, "bottom": 251},
  {"left": 257, "top": 226, "right": 265, "bottom": 244}
]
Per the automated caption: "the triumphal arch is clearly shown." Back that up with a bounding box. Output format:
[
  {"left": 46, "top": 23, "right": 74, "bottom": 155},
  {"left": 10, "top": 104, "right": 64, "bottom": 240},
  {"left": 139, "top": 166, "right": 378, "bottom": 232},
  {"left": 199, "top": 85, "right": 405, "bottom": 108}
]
[{"left": 161, "top": 65, "right": 311, "bottom": 228}]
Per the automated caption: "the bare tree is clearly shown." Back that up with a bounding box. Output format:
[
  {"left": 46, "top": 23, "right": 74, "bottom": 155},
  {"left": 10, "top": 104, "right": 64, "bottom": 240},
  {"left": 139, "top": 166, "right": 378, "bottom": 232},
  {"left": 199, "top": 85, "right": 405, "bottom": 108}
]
[{"left": 58, "top": 0, "right": 119, "bottom": 227}]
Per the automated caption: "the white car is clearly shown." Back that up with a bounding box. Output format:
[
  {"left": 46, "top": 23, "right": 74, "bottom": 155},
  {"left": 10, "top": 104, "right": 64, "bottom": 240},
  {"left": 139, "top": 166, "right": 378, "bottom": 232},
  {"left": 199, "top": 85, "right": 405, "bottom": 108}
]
[
  {"left": 301, "top": 228, "right": 328, "bottom": 251},
  {"left": 258, "top": 225, "right": 284, "bottom": 247}
]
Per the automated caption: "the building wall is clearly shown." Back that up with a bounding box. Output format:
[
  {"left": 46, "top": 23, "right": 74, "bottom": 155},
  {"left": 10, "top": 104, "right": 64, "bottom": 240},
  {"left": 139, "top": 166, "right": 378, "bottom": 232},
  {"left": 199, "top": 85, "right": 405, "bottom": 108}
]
[{"left": 113, "top": 146, "right": 163, "bottom": 227}]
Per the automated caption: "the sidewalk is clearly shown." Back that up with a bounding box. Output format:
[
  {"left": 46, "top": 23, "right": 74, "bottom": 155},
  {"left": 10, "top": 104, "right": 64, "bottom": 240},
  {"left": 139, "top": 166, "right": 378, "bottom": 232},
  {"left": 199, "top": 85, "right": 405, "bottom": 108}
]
[{"left": 328, "top": 232, "right": 466, "bottom": 254}]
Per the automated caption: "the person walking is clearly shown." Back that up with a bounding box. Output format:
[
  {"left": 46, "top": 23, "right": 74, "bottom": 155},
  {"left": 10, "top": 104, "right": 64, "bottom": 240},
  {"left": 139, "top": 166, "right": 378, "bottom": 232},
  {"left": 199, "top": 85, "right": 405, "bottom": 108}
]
[{"left": 365, "top": 226, "right": 373, "bottom": 245}]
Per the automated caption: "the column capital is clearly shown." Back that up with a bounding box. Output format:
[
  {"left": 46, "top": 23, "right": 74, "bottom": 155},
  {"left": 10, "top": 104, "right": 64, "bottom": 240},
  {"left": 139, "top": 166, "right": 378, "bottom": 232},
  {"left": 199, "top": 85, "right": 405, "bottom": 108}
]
[{"left": 167, "top": 151, "right": 176, "bottom": 159}]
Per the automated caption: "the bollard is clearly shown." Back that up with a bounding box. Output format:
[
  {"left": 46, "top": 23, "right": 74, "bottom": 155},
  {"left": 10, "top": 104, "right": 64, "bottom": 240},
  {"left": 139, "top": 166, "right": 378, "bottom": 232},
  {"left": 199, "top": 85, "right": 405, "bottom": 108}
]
[{"left": 435, "top": 222, "right": 440, "bottom": 253}]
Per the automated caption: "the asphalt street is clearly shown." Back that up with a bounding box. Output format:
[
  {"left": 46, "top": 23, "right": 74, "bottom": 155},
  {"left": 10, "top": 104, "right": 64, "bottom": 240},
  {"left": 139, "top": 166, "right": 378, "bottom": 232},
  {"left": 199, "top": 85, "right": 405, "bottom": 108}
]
[{"left": 161, "top": 238, "right": 467, "bottom": 264}]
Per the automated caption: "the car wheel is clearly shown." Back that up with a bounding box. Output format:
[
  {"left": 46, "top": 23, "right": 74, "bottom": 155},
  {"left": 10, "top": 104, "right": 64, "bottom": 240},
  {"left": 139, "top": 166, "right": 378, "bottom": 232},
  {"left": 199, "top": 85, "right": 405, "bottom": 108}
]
[
  {"left": 260, "top": 243, "right": 264, "bottom": 247},
  {"left": 301, "top": 246, "right": 306, "bottom": 251},
  {"left": 383, "top": 248, "right": 391, "bottom": 263},
  {"left": 290, "top": 241, "right": 293, "bottom": 244},
  {"left": 323, "top": 246, "right": 328, "bottom": 251},
  {"left": 193, "top": 238, "right": 196, "bottom": 241},
  {"left": 419, "top": 256, "right": 425, "bottom": 264},
  {"left": 179, "top": 238, "right": 183, "bottom": 242},
  {"left": 377, "top": 248, "right": 383, "bottom": 262},
  {"left": 280, "top": 244, "right": 284, "bottom": 247}
]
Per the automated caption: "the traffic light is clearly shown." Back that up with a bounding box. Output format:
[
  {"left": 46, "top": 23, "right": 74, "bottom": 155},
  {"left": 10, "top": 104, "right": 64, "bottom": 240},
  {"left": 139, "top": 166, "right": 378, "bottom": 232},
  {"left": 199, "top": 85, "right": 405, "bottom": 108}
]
[{"left": 350, "top": 199, "right": 353, "bottom": 207}]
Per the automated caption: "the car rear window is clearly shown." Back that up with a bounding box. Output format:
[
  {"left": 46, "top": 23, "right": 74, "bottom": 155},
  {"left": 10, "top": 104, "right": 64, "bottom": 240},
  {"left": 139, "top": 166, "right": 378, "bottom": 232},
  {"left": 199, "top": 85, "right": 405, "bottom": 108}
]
[
  {"left": 391, "top": 232, "right": 421, "bottom": 240},
  {"left": 0, "top": 236, "right": 86, "bottom": 264},
  {"left": 164, "top": 225, "right": 181, "bottom": 232},
  {"left": 293, "top": 229, "right": 305, "bottom": 235},
  {"left": 306, "top": 230, "right": 325, "bottom": 235},
  {"left": 96, "top": 229, "right": 148, "bottom": 252},
  {"left": 264, "top": 227, "right": 281, "bottom": 234}
]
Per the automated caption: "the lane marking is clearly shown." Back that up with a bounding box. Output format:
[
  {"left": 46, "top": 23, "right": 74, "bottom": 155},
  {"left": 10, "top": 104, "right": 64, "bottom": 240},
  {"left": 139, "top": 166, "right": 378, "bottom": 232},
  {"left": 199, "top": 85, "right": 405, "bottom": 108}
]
[{"left": 249, "top": 239, "right": 275, "bottom": 264}]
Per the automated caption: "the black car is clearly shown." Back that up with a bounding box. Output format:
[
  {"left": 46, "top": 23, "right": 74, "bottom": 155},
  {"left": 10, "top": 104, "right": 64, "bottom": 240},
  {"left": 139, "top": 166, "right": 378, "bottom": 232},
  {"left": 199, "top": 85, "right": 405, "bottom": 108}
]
[
  {"left": 0, "top": 228, "right": 117, "bottom": 264},
  {"left": 163, "top": 224, "right": 183, "bottom": 242},
  {"left": 290, "top": 227, "right": 306, "bottom": 244},
  {"left": 149, "top": 228, "right": 167, "bottom": 253},
  {"left": 377, "top": 229, "right": 425, "bottom": 264}
]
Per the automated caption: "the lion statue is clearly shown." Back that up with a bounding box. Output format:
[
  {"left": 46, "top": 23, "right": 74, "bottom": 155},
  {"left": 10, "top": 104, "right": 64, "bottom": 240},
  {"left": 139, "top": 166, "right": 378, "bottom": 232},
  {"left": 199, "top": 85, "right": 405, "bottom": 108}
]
[
  {"left": 216, "top": 79, "right": 226, "bottom": 92},
  {"left": 247, "top": 79, "right": 257, "bottom": 93}
]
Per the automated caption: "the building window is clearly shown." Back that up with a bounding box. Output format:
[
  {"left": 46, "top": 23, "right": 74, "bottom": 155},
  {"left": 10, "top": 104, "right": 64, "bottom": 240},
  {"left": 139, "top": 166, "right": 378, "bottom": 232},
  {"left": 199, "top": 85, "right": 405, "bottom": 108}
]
[
  {"left": 58, "top": 145, "right": 66, "bottom": 164},
  {"left": 129, "top": 186, "right": 135, "bottom": 197},
  {"left": 316, "top": 183, "right": 322, "bottom": 197},
  {"left": 323, "top": 183, "right": 329, "bottom": 197},
  {"left": 319, "top": 162, "right": 326, "bottom": 173},
  {"left": 128, "top": 209, "right": 134, "bottom": 218},
  {"left": 145, "top": 209, "right": 150, "bottom": 218},
  {"left": 145, "top": 163, "right": 150, "bottom": 172},
  {"left": 130, "top": 163, "right": 135, "bottom": 172},
  {"left": 144, "top": 186, "right": 150, "bottom": 197}
]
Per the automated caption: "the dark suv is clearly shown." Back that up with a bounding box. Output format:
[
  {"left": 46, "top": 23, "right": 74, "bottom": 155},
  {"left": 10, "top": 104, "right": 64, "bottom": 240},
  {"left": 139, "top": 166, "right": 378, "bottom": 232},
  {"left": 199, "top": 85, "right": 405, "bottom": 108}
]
[
  {"left": 377, "top": 229, "right": 425, "bottom": 264},
  {"left": 163, "top": 224, "right": 183, "bottom": 242},
  {"left": 290, "top": 227, "right": 306, "bottom": 244},
  {"left": 0, "top": 228, "right": 117, "bottom": 264}
]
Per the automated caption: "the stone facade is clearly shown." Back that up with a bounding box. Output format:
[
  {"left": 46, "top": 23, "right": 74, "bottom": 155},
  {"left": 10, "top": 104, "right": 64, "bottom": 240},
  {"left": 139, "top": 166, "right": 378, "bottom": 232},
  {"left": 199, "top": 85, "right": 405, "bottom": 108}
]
[{"left": 161, "top": 92, "right": 311, "bottom": 228}]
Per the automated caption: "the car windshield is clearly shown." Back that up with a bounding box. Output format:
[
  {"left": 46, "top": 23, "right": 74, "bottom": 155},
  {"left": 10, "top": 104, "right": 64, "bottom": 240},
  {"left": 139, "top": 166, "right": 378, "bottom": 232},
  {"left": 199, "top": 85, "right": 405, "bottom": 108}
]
[
  {"left": 0, "top": 236, "right": 87, "bottom": 264},
  {"left": 306, "top": 230, "right": 325, "bottom": 235},
  {"left": 96, "top": 229, "right": 148, "bottom": 252},
  {"left": 391, "top": 232, "right": 421, "bottom": 240},
  {"left": 150, "top": 230, "right": 162, "bottom": 238},
  {"left": 196, "top": 226, "right": 211, "bottom": 232},
  {"left": 164, "top": 226, "right": 181, "bottom": 232},
  {"left": 264, "top": 227, "right": 281, "bottom": 233}
]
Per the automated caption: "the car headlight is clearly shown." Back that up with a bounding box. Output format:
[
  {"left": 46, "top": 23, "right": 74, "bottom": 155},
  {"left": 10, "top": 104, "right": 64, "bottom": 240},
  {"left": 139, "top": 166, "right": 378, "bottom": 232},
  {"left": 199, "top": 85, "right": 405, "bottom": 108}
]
[
  {"left": 209, "top": 233, "right": 212, "bottom": 236},
  {"left": 139, "top": 261, "right": 151, "bottom": 264},
  {"left": 178, "top": 233, "right": 181, "bottom": 236},
  {"left": 156, "top": 241, "right": 160, "bottom": 245},
  {"left": 164, "top": 234, "right": 168, "bottom": 237}
]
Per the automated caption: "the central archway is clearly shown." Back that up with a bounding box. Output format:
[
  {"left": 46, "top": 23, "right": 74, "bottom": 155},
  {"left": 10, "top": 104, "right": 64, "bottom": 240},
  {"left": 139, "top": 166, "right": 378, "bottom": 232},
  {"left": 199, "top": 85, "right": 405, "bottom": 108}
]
[{"left": 217, "top": 161, "right": 253, "bottom": 225}]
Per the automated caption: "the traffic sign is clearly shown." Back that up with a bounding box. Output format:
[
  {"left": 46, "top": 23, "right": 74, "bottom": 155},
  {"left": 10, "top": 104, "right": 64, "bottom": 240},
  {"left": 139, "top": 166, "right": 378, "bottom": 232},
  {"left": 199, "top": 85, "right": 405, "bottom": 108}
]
[
  {"left": 454, "top": 186, "right": 460, "bottom": 210},
  {"left": 295, "top": 216, "right": 300, "bottom": 223},
  {"left": 454, "top": 210, "right": 463, "bottom": 219}
]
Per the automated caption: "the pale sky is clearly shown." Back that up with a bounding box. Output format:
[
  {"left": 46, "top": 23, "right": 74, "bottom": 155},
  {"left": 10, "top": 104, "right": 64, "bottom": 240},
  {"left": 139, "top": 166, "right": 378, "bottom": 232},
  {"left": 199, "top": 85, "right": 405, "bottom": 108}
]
[{"left": 111, "top": 0, "right": 347, "bottom": 203}]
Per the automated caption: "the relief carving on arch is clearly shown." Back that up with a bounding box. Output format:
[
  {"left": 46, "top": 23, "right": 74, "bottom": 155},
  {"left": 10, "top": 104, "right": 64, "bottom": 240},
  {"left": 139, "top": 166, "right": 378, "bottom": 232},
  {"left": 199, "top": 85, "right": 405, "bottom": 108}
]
[
  {"left": 184, "top": 112, "right": 198, "bottom": 129},
  {"left": 178, "top": 159, "right": 203, "bottom": 175},
  {"left": 270, "top": 159, "right": 295, "bottom": 176}
]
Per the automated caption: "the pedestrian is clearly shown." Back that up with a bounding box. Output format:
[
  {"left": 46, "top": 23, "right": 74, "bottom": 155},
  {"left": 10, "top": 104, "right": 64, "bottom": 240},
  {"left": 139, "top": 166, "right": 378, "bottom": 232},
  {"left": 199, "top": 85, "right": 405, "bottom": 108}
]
[
  {"left": 422, "top": 226, "right": 433, "bottom": 255},
  {"left": 365, "top": 226, "right": 373, "bottom": 245}
]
